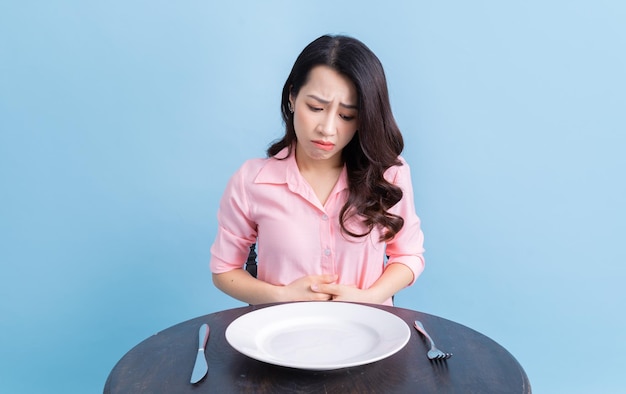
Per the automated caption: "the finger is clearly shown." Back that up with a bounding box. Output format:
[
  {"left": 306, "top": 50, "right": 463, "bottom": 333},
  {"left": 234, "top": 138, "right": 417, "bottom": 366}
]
[
  {"left": 315, "top": 292, "right": 333, "bottom": 301},
  {"left": 310, "top": 285, "right": 333, "bottom": 301},
  {"left": 319, "top": 274, "right": 338, "bottom": 283},
  {"left": 311, "top": 283, "right": 338, "bottom": 295}
]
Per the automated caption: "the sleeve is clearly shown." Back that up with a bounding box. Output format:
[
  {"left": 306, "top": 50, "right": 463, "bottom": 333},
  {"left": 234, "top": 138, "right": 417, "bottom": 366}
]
[
  {"left": 210, "top": 163, "right": 258, "bottom": 274},
  {"left": 384, "top": 157, "right": 426, "bottom": 286}
]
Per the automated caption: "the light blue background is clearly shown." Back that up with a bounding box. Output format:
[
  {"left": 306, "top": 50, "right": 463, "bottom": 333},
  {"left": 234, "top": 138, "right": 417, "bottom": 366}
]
[{"left": 1, "top": 1, "right": 624, "bottom": 393}]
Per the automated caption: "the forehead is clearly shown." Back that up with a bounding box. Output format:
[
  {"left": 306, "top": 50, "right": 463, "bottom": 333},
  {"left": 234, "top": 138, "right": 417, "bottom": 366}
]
[{"left": 299, "top": 65, "right": 357, "bottom": 104}]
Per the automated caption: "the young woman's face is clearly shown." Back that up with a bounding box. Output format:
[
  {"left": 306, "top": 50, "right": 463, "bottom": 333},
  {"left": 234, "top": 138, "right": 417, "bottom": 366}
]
[{"left": 290, "top": 65, "right": 359, "bottom": 167}]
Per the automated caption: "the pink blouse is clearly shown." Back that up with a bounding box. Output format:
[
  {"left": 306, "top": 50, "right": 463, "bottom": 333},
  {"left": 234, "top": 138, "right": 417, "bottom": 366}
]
[{"left": 210, "top": 148, "right": 425, "bottom": 305}]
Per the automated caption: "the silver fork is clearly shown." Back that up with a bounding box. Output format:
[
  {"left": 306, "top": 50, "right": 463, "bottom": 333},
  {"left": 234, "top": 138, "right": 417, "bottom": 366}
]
[{"left": 413, "top": 320, "right": 453, "bottom": 360}]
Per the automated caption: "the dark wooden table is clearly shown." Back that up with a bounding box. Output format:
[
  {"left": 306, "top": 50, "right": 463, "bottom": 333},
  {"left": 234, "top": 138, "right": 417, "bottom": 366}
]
[{"left": 104, "top": 303, "right": 531, "bottom": 393}]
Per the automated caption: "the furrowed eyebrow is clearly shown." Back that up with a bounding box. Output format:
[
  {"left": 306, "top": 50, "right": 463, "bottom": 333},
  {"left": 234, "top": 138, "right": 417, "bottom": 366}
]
[{"left": 306, "top": 94, "right": 358, "bottom": 110}]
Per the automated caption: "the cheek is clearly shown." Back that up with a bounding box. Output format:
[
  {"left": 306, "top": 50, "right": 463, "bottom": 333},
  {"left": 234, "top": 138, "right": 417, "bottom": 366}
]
[
  {"left": 293, "top": 112, "right": 309, "bottom": 132},
  {"left": 291, "top": 115, "right": 302, "bottom": 136},
  {"left": 342, "top": 128, "right": 358, "bottom": 143}
]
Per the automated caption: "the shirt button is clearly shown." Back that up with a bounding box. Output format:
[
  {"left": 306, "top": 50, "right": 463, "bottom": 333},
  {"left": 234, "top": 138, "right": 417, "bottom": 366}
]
[
  {"left": 321, "top": 214, "right": 329, "bottom": 221},
  {"left": 324, "top": 248, "right": 331, "bottom": 256}
]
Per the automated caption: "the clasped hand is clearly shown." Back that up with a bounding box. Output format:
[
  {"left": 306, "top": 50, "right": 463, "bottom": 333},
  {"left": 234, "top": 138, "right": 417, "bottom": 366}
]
[{"left": 284, "top": 274, "right": 372, "bottom": 303}]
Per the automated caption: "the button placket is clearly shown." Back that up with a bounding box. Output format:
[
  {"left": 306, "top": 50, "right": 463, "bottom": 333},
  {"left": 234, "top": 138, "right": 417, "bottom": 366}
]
[{"left": 319, "top": 211, "right": 334, "bottom": 273}]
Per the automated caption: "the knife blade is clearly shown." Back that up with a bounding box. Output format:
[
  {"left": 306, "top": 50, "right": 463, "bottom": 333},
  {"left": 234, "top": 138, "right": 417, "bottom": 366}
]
[{"left": 190, "top": 323, "right": 210, "bottom": 384}]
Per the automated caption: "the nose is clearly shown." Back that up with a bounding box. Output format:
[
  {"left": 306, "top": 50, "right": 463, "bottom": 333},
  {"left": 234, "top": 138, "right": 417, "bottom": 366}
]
[{"left": 318, "top": 112, "right": 337, "bottom": 136}]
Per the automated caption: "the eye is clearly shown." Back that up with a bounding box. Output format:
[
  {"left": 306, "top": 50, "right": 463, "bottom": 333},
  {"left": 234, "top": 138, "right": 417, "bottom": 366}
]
[
  {"left": 307, "top": 104, "right": 323, "bottom": 112},
  {"left": 340, "top": 114, "right": 356, "bottom": 121}
]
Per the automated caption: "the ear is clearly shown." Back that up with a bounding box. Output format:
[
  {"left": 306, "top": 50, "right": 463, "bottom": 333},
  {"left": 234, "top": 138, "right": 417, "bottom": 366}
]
[{"left": 288, "top": 87, "right": 295, "bottom": 108}]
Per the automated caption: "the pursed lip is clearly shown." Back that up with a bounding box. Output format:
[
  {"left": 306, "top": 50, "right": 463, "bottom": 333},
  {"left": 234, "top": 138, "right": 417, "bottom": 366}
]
[{"left": 312, "top": 140, "right": 335, "bottom": 151}]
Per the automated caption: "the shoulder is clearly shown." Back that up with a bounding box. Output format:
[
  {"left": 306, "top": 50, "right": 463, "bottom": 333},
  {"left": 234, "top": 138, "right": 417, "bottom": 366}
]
[
  {"left": 384, "top": 155, "right": 412, "bottom": 183},
  {"left": 229, "top": 154, "right": 291, "bottom": 185},
  {"left": 228, "top": 156, "right": 274, "bottom": 179},
  {"left": 237, "top": 157, "right": 268, "bottom": 174}
]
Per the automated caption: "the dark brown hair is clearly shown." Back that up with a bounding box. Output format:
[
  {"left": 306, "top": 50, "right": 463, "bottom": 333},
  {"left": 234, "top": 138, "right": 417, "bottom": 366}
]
[{"left": 268, "top": 34, "right": 405, "bottom": 241}]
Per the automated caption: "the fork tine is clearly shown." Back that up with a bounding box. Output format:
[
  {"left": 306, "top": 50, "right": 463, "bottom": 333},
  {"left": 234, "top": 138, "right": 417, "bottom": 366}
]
[
  {"left": 414, "top": 320, "right": 453, "bottom": 361},
  {"left": 437, "top": 351, "right": 452, "bottom": 360}
]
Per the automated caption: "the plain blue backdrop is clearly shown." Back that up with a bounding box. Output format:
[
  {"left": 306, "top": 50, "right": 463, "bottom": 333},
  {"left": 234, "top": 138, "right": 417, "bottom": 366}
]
[{"left": 1, "top": 1, "right": 625, "bottom": 393}]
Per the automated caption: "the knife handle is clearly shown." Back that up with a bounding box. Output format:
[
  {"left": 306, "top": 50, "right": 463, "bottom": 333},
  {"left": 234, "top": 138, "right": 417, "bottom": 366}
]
[{"left": 198, "top": 323, "right": 210, "bottom": 351}]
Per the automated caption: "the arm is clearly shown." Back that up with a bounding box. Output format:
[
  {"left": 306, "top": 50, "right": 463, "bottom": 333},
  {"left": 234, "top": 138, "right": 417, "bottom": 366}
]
[
  {"left": 211, "top": 160, "right": 340, "bottom": 304},
  {"left": 213, "top": 269, "right": 338, "bottom": 305}
]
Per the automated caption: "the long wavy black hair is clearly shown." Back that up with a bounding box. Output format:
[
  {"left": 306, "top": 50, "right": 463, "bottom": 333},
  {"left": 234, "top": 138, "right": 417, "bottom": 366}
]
[{"left": 267, "top": 34, "right": 405, "bottom": 242}]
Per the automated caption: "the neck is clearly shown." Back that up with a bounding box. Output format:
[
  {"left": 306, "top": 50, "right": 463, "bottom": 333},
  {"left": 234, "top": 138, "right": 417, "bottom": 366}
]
[{"left": 294, "top": 145, "right": 343, "bottom": 174}]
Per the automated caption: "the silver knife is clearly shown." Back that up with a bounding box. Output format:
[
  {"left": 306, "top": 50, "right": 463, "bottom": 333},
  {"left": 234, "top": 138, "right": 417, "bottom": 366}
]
[{"left": 190, "top": 323, "right": 210, "bottom": 384}]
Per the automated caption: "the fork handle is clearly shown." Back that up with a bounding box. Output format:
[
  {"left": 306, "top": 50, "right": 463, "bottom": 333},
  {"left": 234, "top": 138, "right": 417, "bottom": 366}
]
[{"left": 414, "top": 320, "right": 436, "bottom": 348}]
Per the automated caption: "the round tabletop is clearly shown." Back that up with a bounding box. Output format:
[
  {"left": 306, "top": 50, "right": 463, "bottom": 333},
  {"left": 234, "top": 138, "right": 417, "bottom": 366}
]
[{"left": 104, "top": 303, "right": 531, "bottom": 393}]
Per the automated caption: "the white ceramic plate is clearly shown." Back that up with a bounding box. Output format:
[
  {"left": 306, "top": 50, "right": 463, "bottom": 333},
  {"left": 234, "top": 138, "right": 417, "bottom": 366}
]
[{"left": 225, "top": 302, "right": 410, "bottom": 370}]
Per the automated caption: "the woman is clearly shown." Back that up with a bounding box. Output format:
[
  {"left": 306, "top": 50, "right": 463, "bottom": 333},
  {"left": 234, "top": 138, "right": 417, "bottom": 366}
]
[{"left": 210, "top": 34, "right": 424, "bottom": 306}]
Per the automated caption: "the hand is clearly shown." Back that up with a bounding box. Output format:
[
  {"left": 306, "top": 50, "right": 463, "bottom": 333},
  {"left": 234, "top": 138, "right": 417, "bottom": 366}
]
[
  {"left": 282, "top": 274, "right": 338, "bottom": 302},
  {"left": 310, "top": 263, "right": 414, "bottom": 304},
  {"left": 311, "top": 282, "right": 378, "bottom": 304}
]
